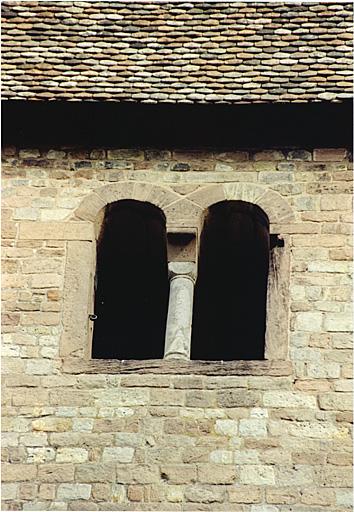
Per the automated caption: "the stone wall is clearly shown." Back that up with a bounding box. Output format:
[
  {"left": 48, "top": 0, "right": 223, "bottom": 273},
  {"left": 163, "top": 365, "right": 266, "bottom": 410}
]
[{"left": 2, "top": 146, "right": 353, "bottom": 511}]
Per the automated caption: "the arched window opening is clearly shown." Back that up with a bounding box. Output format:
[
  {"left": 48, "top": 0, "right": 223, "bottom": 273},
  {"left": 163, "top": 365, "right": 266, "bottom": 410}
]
[
  {"left": 92, "top": 200, "right": 169, "bottom": 359},
  {"left": 191, "top": 200, "right": 270, "bottom": 361}
]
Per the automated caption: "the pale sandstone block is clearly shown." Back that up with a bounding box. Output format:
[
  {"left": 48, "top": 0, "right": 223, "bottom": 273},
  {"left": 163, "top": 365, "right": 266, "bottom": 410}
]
[
  {"left": 239, "top": 465, "right": 275, "bottom": 485},
  {"left": 38, "top": 464, "right": 75, "bottom": 483},
  {"left": 263, "top": 391, "right": 316, "bottom": 409},
  {"left": 321, "top": 194, "right": 352, "bottom": 211},
  {"left": 57, "top": 483, "right": 91, "bottom": 500},
  {"left": 19, "top": 222, "right": 94, "bottom": 240},
  {"left": 31, "top": 274, "right": 63, "bottom": 289},
  {"left": 32, "top": 417, "right": 72, "bottom": 432},
  {"left": 93, "top": 388, "right": 149, "bottom": 407},
  {"left": 2, "top": 463, "right": 37, "bottom": 482},
  {"left": 275, "top": 465, "right": 314, "bottom": 486},
  {"left": 165, "top": 485, "right": 184, "bottom": 503},
  {"left": 266, "top": 487, "right": 299, "bottom": 505},
  {"left": 197, "top": 464, "right": 236, "bottom": 484},
  {"left": 21, "top": 313, "right": 60, "bottom": 326},
  {"left": 214, "top": 419, "right": 238, "bottom": 436},
  {"left": 228, "top": 486, "right": 262, "bottom": 504},
  {"left": 72, "top": 418, "right": 93, "bottom": 432},
  {"left": 295, "top": 312, "right": 322, "bottom": 332},
  {"left": 336, "top": 489, "right": 353, "bottom": 507},
  {"left": 160, "top": 465, "right": 197, "bottom": 484},
  {"left": 75, "top": 463, "right": 116, "bottom": 483},
  {"left": 209, "top": 449, "right": 233, "bottom": 464},
  {"left": 184, "top": 485, "right": 225, "bottom": 503},
  {"left": 288, "top": 421, "right": 346, "bottom": 439},
  {"left": 1, "top": 483, "right": 19, "bottom": 500},
  {"left": 55, "top": 448, "right": 88, "bottom": 463},
  {"left": 324, "top": 313, "right": 352, "bottom": 332},
  {"left": 239, "top": 419, "right": 267, "bottom": 437},
  {"left": 39, "top": 484, "right": 56, "bottom": 500},
  {"left": 320, "top": 466, "right": 353, "bottom": 487},
  {"left": 319, "top": 393, "right": 352, "bottom": 411},
  {"left": 20, "top": 433, "right": 48, "bottom": 447},
  {"left": 22, "top": 258, "right": 63, "bottom": 274},
  {"left": 234, "top": 450, "right": 260, "bottom": 464},
  {"left": 102, "top": 447, "right": 134, "bottom": 462},
  {"left": 26, "top": 359, "right": 56, "bottom": 375},
  {"left": 60, "top": 240, "right": 94, "bottom": 357},
  {"left": 307, "top": 362, "right": 340, "bottom": 378},
  {"left": 27, "top": 447, "right": 55, "bottom": 463}
]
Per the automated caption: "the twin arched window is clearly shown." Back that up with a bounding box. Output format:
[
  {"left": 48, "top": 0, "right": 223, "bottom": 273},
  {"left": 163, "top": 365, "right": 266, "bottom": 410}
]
[{"left": 92, "top": 199, "right": 270, "bottom": 361}]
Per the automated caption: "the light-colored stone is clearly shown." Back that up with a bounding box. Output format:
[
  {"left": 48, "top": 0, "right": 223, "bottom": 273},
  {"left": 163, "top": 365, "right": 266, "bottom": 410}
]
[
  {"left": 102, "top": 447, "right": 134, "bottom": 462},
  {"left": 57, "top": 483, "right": 91, "bottom": 500},
  {"left": 263, "top": 391, "right": 317, "bottom": 409},
  {"left": 19, "top": 222, "right": 94, "bottom": 240},
  {"left": 239, "top": 465, "right": 275, "bottom": 485},
  {"left": 239, "top": 419, "right": 267, "bottom": 437},
  {"left": 56, "top": 448, "right": 88, "bottom": 463},
  {"left": 164, "top": 262, "right": 196, "bottom": 360}
]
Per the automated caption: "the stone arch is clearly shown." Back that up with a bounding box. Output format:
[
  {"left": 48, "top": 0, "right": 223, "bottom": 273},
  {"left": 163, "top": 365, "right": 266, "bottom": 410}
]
[
  {"left": 71, "top": 181, "right": 204, "bottom": 233},
  {"left": 185, "top": 182, "right": 295, "bottom": 225},
  {"left": 71, "top": 180, "right": 294, "bottom": 237}
]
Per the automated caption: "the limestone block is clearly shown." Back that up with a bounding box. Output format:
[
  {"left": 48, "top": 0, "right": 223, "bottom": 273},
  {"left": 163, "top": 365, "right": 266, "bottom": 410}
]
[
  {"left": 2, "top": 483, "right": 19, "bottom": 500},
  {"left": 324, "top": 313, "right": 352, "bottom": 332},
  {"left": 56, "top": 448, "right": 88, "bottom": 463},
  {"left": 295, "top": 312, "right": 322, "bottom": 332},
  {"left": 209, "top": 450, "right": 233, "bottom": 464},
  {"left": 38, "top": 464, "right": 75, "bottom": 483},
  {"left": 102, "top": 447, "right": 134, "bottom": 463},
  {"left": 31, "top": 273, "right": 63, "bottom": 290},
  {"left": 319, "top": 393, "right": 352, "bottom": 411},
  {"left": 93, "top": 389, "right": 149, "bottom": 407},
  {"left": 336, "top": 489, "right": 353, "bottom": 507},
  {"left": 19, "top": 222, "right": 94, "bottom": 240},
  {"left": 57, "top": 483, "right": 91, "bottom": 500},
  {"left": 160, "top": 465, "right": 197, "bottom": 484},
  {"left": 197, "top": 464, "right": 237, "bottom": 484},
  {"left": 215, "top": 419, "right": 238, "bottom": 436},
  {"left": 27, "top": 447, "right": 55, "bottom": 464},
  {"left": 32, "top": 418, "right": 72, "bottom": 432},
  {"left": 184, "top": 485, "right": 225, "bottom": 503},
  {"left": 229, "top": 486, "right": 262, "bottom": 504},
  {"left": 165, "top": 485, "right": 184, "bottom": 503},
  {"left": 239, "top": 465, "right": 275, "bottom": 485},
  {"left": 263, "top": 391, "right": 316, "bottom": 409},
  {"left": 217, "top": 390, "right": 260, "bottom": 408},
  {"left": 75, "top": 463, "right": 116, "bottom": 483},
  {"left": 239, "top": 419, "right": 267, "bottom": 437},
  {"left": 60, "top": 240, "right": 94, "bottom": 357},
  {"left": 2, "top": 464, "right": 37, "bottom": 482}
]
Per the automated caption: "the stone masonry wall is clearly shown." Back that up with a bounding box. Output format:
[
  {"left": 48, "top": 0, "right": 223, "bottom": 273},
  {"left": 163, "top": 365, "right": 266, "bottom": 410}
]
[{"left": 2, "top": 146, "right": 353, "bottom": 511}]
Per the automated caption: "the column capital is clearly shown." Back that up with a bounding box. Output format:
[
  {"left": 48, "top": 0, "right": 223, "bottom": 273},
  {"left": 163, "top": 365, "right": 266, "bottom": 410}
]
[{"left": 168, "top": 262, "right": 197, "bottom": 283}]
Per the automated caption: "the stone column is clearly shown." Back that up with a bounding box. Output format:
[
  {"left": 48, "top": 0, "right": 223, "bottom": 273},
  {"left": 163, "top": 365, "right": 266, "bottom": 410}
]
[{"left": 164, "top": 262, "right": 197, "bottom": 360}]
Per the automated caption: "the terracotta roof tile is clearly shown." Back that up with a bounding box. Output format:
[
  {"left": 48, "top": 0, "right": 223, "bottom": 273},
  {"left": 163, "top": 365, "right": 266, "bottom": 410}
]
[{"left": 2, "top": 1, "right": 353, "bottom": 103}]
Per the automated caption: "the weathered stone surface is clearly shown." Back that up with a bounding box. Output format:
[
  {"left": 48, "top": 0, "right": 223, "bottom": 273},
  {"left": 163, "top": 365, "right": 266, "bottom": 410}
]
[{"left": 18, "top": 222, "right": 94, "bottom": 240}]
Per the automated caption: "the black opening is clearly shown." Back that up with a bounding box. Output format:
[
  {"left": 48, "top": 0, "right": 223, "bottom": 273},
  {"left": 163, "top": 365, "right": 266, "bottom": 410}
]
[
  {"left": 2, "top": 100, "right": 352, "bottom": 150},
  {"left": 92, "top": 200, "right": 169, "bottom": 359},
  {"left": 191, "top": 200, "right": 270, "bottom": 361}
]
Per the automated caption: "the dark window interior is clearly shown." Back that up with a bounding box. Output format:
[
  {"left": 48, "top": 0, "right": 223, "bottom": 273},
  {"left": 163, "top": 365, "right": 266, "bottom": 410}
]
[
  {"left": 191, "top": 200, "right": 270, "bottom": 361},
  {"left": 92, "top": 200, "right": 169, "bottom": 359}
]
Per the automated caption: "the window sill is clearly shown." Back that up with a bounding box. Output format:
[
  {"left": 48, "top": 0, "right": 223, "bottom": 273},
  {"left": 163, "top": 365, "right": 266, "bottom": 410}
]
[{"left": 62, "top": 358, "right": 292, "bottom": 376}]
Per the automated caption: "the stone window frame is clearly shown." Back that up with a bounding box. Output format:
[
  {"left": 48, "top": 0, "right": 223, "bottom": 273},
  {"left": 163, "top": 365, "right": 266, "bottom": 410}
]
[{"left": 56, "top": 180, "right": 294, "bottom": 376}]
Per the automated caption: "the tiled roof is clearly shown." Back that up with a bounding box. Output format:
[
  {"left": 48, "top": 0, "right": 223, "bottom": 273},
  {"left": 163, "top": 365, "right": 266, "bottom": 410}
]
[{"left": 2, "top": 1, "right": 353, "bottom": 103}]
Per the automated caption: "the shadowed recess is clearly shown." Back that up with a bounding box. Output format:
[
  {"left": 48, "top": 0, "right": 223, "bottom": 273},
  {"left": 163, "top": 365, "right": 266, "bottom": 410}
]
[
  {"left": 92, "top": 200, "right": 169, "bottom": 359},
  {"left": 192, "top": 200, "right": 270, "bottom": 360}
]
